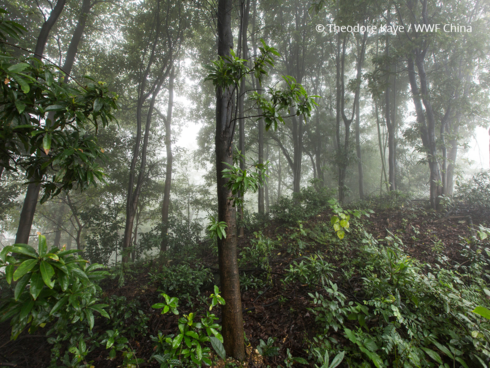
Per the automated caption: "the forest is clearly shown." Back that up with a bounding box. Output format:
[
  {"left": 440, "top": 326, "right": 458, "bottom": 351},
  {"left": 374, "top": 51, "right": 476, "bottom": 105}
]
[{"left": 1, "top": 0, "right": 490, "bottom": 367}]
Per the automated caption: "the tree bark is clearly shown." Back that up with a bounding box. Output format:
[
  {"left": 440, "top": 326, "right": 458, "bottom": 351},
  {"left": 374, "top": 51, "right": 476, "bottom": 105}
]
[
  {"left": 265, "top": 142, "right": 269, "bottom": 213},
  {"left": 161, "top": 67, "right": 175, "bottom": 252},
  {"left": 216, "top": 0, "right": 245, "bottom": 359},
  {"left": 61, "top": 0, "right": 91, "bottom": 81},
  {"left": 337, "top": 31, "right": 367, "bottom": 204},
  {"left": 384, "top": 9, "right": 396, "bottom": 192},
  {"left": 34, "top": 0, "right": 66, "bottom": 59},
  {"left": 53, "top": 194, "right": 66, "bottom": 247},
  {"left": 238, "top": 0, "right": 250, "bottom": 232}
]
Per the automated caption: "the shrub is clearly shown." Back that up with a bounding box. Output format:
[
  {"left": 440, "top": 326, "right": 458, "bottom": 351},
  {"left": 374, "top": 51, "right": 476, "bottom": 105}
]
[
  {"left": 270, "top": 184, "right": 336, "bottom": 224},
  {"left": 0, "top": 234, "right": 109, "bottom": 340},
  {"left": 454, "top": 171, "right": 490, "bottom": 209},
  {"left": 149, "top": 263, "right": 213, "bottom": 305}
]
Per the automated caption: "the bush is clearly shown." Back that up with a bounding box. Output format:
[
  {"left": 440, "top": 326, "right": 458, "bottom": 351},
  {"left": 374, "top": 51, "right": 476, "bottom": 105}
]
[
  {"left": 270, "top": 184, "right": 336, "bottom": 224},
  {"left": 455, "top": 171, "right": 490, "bottom": 209},
  {"left": 149, "top": 263, "right": 213, "bottom": 305},
  {"left": 0, "top": 234, "right": 109, "bottom": 340}
]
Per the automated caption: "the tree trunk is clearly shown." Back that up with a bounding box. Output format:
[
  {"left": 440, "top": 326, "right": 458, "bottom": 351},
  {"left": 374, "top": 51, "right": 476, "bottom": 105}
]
[
  {"left": 123, "top": 81, "right": 163, "bottom": 262},
  {"left": 384, "top": 10, "right": 396, "bottom": 192},
  {"left": 238, "top": 0, "right": 250, "bottom": 232},
  {"left": 53, "top": 195, "right": 66, "bottom": 247},
  {"left": 337, "top": 31, "right": 367, "bottom": 204},
  {"left": 265, "top": 142, "right": 269, "bottom": 213},
  {"left": 123, "top": 0, "right": 171, "bottom": 262},
  {"left": 216, "top": 0, "right": 245, "bottom": 359},
  {"left": 161, "top": 67, "right": 175, "bottom": 252},
  {"left": 277, "top": 149, "right": 282, "bottom": 202},
  {"left": 62, "top": 0, "right": 91, "bottom": 81},
  {"left": 15, "top": 183, "right": 41, "bottom": 244},
  {"left": 34, "top": 0, "right": 66, "bottom": 59}
]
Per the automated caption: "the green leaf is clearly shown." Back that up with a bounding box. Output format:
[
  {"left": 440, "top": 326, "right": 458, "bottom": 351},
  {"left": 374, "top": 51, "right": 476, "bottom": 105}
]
[
  {"left": 431, "top": 340, "right": 454, "bottom": 359},
  {"left": 292, "top": 357, "right": 308, "bottom": 364},
  {"left": 15, "top": 100, "right": 26, "bottom": 114},
  {"left": 14, "top": 273, "right": 31, "bottom": 301},
  {"left": 422, "top": 348, "right": 443, "bottom": 364},
  {"left": 71, "top": 268, "right": 90, "bottom": 282},
  {"left": 473, "top": 306, "right": 490, "bottom": 320},
  {"left": 89, "top": 304, "right": 110, "bottom": 318},
  {"left": 329, "top": 351, "right": 345, "bottom": 368},
  {"left": 13, "top": 259, "right": 38, "bottom": 281},
  {"left": 0, "top": 245, "right": 12, "bottom": 262},
  {"left": 85, "top": 309, "right": 95, "bottom": 329},
  {"left": 210, "top": 336, "right": 226, "bottom": 360},
  {"left": 40, "top": 261, "right": 55, "bottom": 288},
  {"left": 14, "top": 75, "right": 30, "bottom": 93},
  {"left": 186, "top": 331, "right": 200, "bottom": 340},
  {"left": 8, "top": 63, "right": 30, "bottom": 73},
  {"left": 6, "top": 264, "right": 14, "bottom": 284},
  {"left": 30, "top": 272, "right": 44, "bottom": 300},
  {"left": 172, "top": 334, "right": 184, "bottom": 350},
  {"left": 58, "top": 272, "right": 69, "bottom": 291},
  {"left": 11, "top": 244, "right": 38, "bottom": 258},
  {"left": 45, "top": 105, "right": 66, "bottom": 112},
  {"left": 94, "top": 98, "right": 103, "bottom": 112},
  {"left": 19, "top": 299, "right": 34, "bottom": 321},
  {"left": 152, "top": 303, "right": 165, "bottom": 309},
  {"left": 38, "top": 235, "right": 48, "bottom": 256},
  {"left": 455, "top": 357, "right": 469, "bottom": 368},
  {"left": 42, "top": 133, "right": 51, "bottom": 155},
  {"left": 49, "top": 295, "right": 69, "bottom": 316},
  {"left": 196, "top": 342, "right": 202, "bottom": 361},
  {"left": 57, "top": 249, "right": 82, "bottom": 257}
]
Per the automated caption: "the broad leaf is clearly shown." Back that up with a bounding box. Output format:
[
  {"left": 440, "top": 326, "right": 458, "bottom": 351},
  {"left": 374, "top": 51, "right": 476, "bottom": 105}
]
[
  {"left": 473, "top": 306, "right": 490, "bottom": 320},
  {"left": 210, "top": 336, "right": 226, "bottom": 360},
  {"left": 30, "top": 272, "right": 44, "bottom": 300},
  {"left": 11, "top": 244, "right": 38, "bottom": 258},
  {"left": 14, "top": 273, "right": 31, "bottom": 301},
  {"left": 40, "top": 261, "right": 55, "bottom": 288},
  {"left": 13, "top": 259, "right": 38, "bottom": 281}
]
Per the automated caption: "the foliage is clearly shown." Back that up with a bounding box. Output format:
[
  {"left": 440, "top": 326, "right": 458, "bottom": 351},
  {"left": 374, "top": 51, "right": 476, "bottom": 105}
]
[
  {"left": 82, "top": 202, "right": 123, "bottom": 265},
  {"left": 0, "top": 8, "right": 26, "bottom": 44},
  {"left": 270, "top": 185, "right": 336, "bottom": 224},
  {"left": 283, "top": 253, "right": 334, "bottom": 287},
  {"left": 206, "top": 215, "right": 228, "bottom": 240},
  {"left": 141, "top": 218, "right": 204, "bottom": 256},
  {"left": 149, "top": 263, "right": 213, "bottom": 305},
  {"left": 150, "top": 286, "right": 226, "bottom": 367},
  {"left": 307, "top": 230, "right": 490, "bottom": 367},
  {"left": 239, "top": 231, "right": 278, "bottom": 271},
  {"left": 0, "top": 55, "right": 118, "bottom": 202},
  {"left": 256, "top": 337, "right": 280, "bottom": 357},
  {"left": 222, "top": 149, "right": 268, "bottom": 208},
  {"left": 0, "top": 234, "right": 109, "bottom": 340},
  {"left": 454, "top": 171, "right": 490, "bottom": 209},
  {"left": 104, "top": 295, "right": 150, "bottom": 339}
]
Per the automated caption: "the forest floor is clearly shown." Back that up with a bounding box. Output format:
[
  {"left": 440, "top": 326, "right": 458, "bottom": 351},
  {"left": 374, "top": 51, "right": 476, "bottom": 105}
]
[{"left": 1, "top": 202, "right": 489, "bottom": 368}]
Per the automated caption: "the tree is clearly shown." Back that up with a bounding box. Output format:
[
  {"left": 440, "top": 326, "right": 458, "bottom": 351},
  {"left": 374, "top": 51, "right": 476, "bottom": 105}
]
[
  {"left": 0, "top": 14, "right": 117, "bottom": 246},
  {"left": 209, "top": 0, "right": 317, "bottom": 358},
  {"left": 121, "top": 0, "right": 186, "bottom": 263}
]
